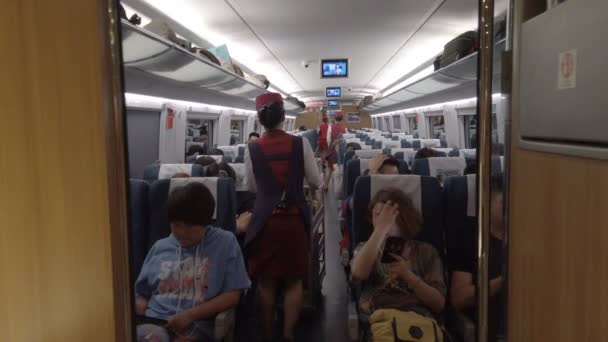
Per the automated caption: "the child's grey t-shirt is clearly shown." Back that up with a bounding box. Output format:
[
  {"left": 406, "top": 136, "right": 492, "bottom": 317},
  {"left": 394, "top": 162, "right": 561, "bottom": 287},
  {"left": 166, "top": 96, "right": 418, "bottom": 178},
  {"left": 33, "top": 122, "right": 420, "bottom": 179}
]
[{"left": 135, "top": 226, "right": 251, "bottom": 323}]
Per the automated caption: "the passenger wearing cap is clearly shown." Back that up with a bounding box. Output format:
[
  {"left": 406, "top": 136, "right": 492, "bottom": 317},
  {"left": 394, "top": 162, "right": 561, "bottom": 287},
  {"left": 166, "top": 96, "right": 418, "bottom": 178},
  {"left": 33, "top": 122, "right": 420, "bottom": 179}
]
[{"left": 243, "top": 93, "right": 323, "bottom": 342}]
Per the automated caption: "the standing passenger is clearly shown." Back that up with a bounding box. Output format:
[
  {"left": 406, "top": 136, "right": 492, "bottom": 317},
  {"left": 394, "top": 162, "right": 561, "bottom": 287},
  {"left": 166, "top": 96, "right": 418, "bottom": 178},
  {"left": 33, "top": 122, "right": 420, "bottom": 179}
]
[
  {"left": 244, "top": 93, "right": 323, "bottom": 341},
  {"left": 326, "top": 111, "right": 347, "bottom": 170},
  {"left": 317, "top": 114, "right": 330, "bottom": 157}
]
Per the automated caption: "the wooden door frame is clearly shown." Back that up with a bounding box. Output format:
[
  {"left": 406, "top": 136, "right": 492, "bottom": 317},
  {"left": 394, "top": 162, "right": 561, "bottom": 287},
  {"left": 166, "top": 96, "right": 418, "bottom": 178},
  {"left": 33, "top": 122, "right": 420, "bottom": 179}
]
[{"left": 98, "top": 0, "right": 133, "bottom": 340}]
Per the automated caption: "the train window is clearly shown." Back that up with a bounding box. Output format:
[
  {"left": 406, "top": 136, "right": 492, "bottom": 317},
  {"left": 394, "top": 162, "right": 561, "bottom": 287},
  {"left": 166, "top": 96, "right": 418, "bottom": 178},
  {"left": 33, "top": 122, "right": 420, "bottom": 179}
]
[
  {"left": 186, "top": 118, "right": 213, "bottom": 151},
  {"left": 427, "top": 115, "right": 445, "bottom": 140},
  {"left": 462, "top": 115, "right": 477, "bottom": 148},
  {"left": 392, "top": 115, "right": 401, "bottom": 130},
  {"left": 462, "top": 113, "right": 498, "bottom": 148},
  {"left": 230, "top": 120, "right": 244, "bottom": 145},
  {"left": 406, "top": 116, "right": 417, "bottom": 134}
]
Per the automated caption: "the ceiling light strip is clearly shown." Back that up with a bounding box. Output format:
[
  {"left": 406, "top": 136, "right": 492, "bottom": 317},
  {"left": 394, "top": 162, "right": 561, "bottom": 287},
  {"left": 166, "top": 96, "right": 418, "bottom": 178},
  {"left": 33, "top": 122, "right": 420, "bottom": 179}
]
[
  {"left": 371, "top": 94, "right": 504, "bottom": 117},
  {"left": 364, "top": 0, "right": 447, "bottom": 88},
  {"left": 125, "top": 93, "right": 257, "bottom": 115},
  {"left": 223, "top": 0, "right": 305, "bottom": 91}
]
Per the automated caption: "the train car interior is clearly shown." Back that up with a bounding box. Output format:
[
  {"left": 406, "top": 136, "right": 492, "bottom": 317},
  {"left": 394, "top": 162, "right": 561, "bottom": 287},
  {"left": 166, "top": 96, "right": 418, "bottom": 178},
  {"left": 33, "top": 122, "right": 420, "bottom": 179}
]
[{"left": 3, "top": 0, "right": 607, "bottom": 341}]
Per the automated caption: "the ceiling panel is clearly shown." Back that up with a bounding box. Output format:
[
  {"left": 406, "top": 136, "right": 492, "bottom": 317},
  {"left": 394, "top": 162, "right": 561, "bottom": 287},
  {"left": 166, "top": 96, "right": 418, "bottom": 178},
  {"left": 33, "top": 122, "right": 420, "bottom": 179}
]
[{"left": 135, "top": 0, "right": 508, "bottom": 104}]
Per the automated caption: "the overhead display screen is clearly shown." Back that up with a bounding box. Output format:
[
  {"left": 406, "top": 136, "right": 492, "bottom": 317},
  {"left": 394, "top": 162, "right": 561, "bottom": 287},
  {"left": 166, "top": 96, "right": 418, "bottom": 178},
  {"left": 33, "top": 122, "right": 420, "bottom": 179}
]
[
  {"left": 322, "top": 59, "right": 348, "bottom": 78},
  {"left": 327, "top": 100, "right": 339, "bottom": 107},
  {"left": 326, "top": 87, "right": 342, "bottom": 98}
]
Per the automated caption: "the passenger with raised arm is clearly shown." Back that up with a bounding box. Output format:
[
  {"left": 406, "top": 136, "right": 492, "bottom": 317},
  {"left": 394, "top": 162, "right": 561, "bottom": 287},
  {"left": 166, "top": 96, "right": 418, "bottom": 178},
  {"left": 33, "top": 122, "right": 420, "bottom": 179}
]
[
  {"left": 134, "top": 183, "right": 251, "bottom": 341},
  {"left": 449, "top": 175, "right": 505, "bottom": 341},
  {"left": 365, "top": 155, "right": 401, "bottom": 176},
  {"left": 351, "top": 188, "right": 446, "bottom": 341},
  {"left": 243, "top": 93, "right": 323, "bottom": 342}
]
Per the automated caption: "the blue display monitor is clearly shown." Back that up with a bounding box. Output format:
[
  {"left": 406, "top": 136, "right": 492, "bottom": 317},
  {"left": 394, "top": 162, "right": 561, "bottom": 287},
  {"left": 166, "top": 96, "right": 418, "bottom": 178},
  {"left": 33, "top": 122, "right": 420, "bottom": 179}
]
[
  {"left": 322, "top": 59, "right": 349, "bottom": 78},
  {"left": 327, "top": 100, "right": 339, "bottom": 107},
  {"left": 326, "top": 87, "right": 342, "bottom": 98}
]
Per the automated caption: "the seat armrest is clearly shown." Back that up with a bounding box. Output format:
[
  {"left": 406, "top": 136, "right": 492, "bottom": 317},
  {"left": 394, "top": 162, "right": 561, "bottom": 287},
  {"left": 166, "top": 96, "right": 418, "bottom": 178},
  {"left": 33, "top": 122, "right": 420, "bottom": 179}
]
[{"left": 214, "top": 308, "right": 235, "bottom": 341}]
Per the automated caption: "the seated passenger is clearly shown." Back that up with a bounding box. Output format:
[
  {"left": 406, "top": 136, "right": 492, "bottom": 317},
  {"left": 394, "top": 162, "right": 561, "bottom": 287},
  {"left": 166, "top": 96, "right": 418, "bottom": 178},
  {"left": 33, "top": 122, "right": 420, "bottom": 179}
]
[
  {"left": 134, "top": 182, "right": 251, "bottom": 341},
  {"left": 450, "top": 175, "right": 505, "bottom": 340},
  {"left": 345, "top": 142, "right": 362, "bottom": 151},
  {"left": 187, "top": 144, "right": 206, "bottom": 157},
  {"left": 415, "top": 147, "right": 442, "bottom": 160},
  {"left": 248, "top": 132, "right": 260, "bottom": 142},
  {"left": 365, "top": 155, "right": 400, "bottom": 176},
  {"left": 351, "top": 188, "right": 446, "bottom": 341},
  {"left": 348, "top": 156, "right": 400, "bottom": 210},
  {"left": 172, "top": 172, "right": 190, "bottom": 178},
  {"left": 208, "top": 148, "right": 224, "bottom": 156},
  {"left": 206, "top": 162, "right": 236, "bottom": 181},
  {"left": 193, "top": 156, "right": 218, "bottom": 168}
]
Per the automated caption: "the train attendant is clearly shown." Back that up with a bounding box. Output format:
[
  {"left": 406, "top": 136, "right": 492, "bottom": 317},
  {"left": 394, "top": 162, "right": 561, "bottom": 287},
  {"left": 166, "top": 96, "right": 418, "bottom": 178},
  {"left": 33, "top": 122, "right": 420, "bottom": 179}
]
[{"left": 243, "top": 93, "right": 323, "bottom": 342}]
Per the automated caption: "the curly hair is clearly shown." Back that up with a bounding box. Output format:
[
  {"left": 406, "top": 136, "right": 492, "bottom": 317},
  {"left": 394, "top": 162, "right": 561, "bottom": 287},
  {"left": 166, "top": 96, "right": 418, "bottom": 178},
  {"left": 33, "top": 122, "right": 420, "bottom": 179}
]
[{"left": 369, "top": 187, "right": 422, "bottom": 240}]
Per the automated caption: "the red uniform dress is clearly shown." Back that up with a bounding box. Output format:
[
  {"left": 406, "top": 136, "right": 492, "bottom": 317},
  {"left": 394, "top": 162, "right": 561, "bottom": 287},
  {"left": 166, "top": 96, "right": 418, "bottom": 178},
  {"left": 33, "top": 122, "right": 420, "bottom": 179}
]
[
  {"left": 247, "top": 130, "right": 309, "bottom": 280},
  {"left": 318, "top": 123, "right": 329, "bottom": 153}
]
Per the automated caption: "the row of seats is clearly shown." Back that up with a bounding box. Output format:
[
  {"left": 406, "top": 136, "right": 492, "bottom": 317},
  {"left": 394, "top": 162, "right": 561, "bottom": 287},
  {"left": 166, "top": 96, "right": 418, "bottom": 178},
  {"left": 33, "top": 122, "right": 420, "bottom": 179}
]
[
  {"left": 343, "top": 147, "right": 471, "bottom": 167},
  {"left": 142, "top": 161, "right": 248, "bottom": 191},
  {"left": 128, "top": 177, "right": 237, "bottom": 280},
  {"left": 348, "top": 174, "right": 477, "bottom": 256},
  {"left": 346, "top": 174, "right": 479, "bottom": 340}
]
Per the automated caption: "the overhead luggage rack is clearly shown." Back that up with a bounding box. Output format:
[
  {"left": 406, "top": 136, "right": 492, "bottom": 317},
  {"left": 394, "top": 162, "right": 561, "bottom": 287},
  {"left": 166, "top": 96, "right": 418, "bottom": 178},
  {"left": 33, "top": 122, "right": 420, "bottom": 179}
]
[
  {"left": 121, "top": 20, "right": 304, "bottom": 113},
  {"left": 364, "top": 39, "right": 506, "bottom": 114}
]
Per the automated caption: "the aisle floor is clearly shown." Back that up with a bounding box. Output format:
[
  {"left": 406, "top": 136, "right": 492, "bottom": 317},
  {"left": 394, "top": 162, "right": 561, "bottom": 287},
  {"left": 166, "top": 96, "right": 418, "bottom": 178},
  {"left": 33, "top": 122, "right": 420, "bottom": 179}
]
[{"left": 296, "top": 188, "right": 351, "bottom": 342}]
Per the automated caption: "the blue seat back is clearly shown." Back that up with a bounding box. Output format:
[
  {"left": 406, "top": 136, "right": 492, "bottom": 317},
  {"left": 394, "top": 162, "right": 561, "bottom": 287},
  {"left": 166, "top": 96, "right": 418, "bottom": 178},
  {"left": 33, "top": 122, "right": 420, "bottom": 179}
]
[
  {"left": 401, "top": 140, "right": 412, "bottom": 148},
  {"left": 343, "top": 158, "right": 410, "bottom": 200},
  {"left": 143, "top": 163, "right": 205, "bottom": 182},
  {"left": 344, "top": 159, "right": 370, "bottom": 200},
  {"left": 147, "top": 177, "right": 237, "bottom": 249},
  {"left": 351, "top": 175, "right": 444, "bottom": 254},
  {"left": 443, "top": 175, "right": 477, "bottom": 273},
  {"left": 412, "top": 157, "right": 467, "bottom": 181},
  {"left": 129, "top": 179, "right": 149, "bottom": 280}
]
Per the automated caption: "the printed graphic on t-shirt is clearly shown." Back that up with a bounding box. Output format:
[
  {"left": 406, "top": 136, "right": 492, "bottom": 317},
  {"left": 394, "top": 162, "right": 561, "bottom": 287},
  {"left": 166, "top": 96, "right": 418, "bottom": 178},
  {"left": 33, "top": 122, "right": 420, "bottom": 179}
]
[{"left": 156, "top": 256, "right": 210, "bottom": 305}]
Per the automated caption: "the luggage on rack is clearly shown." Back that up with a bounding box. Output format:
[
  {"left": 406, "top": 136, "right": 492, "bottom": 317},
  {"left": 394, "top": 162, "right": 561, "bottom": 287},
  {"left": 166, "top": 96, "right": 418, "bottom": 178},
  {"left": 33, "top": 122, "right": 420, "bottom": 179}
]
[
  {"left": 119, "top": 3, "right": 142, "bottom": 26},
  {"left": 190, "top": 48, "right": 222, "bottom": 66},
  {"left": 233, "top": 64, "right": 245, "bottom": 77},
  {"left": 439, "top": 31, "right": 479, "bottom": 68},
  {"left": 254, "top": 75, "right": 270, "bottom": 89},
  {"left": 145, "top": 21, "right": 191, "bottom": 49},
  {"left": 433, "top": 55, "right": 442, "bottom": 71}
]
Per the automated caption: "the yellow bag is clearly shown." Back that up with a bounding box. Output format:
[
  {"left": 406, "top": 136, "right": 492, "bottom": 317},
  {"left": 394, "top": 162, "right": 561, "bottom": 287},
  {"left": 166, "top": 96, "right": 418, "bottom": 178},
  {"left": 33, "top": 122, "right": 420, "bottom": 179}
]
[{"left": 370, "top": 309, "right": 443, "bottom": 342}]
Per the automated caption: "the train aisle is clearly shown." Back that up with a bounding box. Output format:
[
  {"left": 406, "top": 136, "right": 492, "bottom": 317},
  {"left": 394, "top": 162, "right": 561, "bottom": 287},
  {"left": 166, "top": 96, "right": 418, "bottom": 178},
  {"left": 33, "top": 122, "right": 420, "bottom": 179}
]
[{"left": 296, "top": 185, "right": 351, "bottom": 341}]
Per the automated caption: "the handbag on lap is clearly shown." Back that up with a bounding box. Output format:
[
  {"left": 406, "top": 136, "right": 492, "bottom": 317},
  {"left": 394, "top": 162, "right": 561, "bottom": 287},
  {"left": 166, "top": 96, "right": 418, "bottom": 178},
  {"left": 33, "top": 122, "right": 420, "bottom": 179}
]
[{"left": 370, "top": 309, "right": 443, "bottom": 342}]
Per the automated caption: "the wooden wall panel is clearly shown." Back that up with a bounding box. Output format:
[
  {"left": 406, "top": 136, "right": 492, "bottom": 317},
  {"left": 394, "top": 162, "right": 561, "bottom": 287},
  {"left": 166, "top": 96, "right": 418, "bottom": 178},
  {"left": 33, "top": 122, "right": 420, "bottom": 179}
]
[
  {"left": 0, "top": 1, "right": 130, "bottom": 341},
  {"left": 507, "top": 149, "right": 608, "bottom": 341}
]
